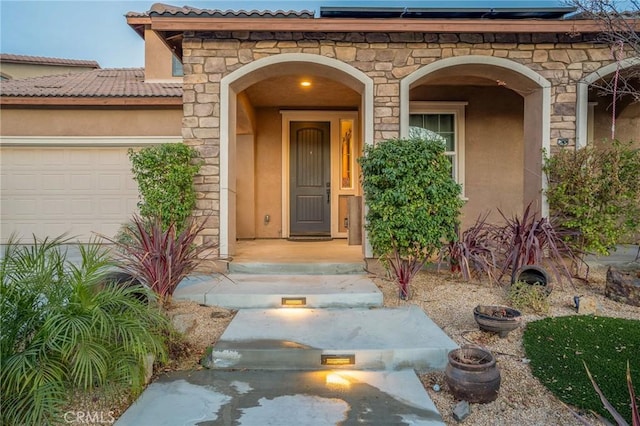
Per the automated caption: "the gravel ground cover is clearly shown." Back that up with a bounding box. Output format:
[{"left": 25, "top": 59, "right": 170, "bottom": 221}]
[
  {"left": 374, "top": 265, "right": 640, "bottom": 425},
  {"left": 65, "top": 263, "right": 639, "bottom": 425}
]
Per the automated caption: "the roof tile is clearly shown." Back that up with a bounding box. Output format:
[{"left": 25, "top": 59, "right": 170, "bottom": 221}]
[
  {"left": 0, "top": 68, "right": 182, "bottom": 98},
  {"left": 132, "top": 3, "right": 314, "bottom": 18}
]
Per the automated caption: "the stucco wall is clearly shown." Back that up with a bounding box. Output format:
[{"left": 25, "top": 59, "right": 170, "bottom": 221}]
[
  {"left": 0, "top": 108, "right": 182, "bottom": 136},
  {"left": 236, "top": 134, "right": 256, "bottom": 239},
  {"left": 411, "top": 85, "right": 525, "bottom": 228},
  {"left": 144, "top": 29, "right": 182, "bottom": 82},
  {"left": 253, "top": 108, "right": 283, "bottom": 238},
  {"left": 593, "top": 101, "right": 640, "bottom": 145}
]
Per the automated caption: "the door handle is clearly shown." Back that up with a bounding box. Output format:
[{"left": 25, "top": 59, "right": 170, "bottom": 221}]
[{"left": 326, "top": 183, "right": 330, "bottom": 203}]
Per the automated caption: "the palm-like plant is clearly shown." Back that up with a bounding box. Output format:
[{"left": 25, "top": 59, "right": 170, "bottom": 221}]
[{"left": 0, "top": 235, "right": 170, "bottom": 425}]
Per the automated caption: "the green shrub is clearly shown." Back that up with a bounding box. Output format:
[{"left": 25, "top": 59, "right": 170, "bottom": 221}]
[
  {"left": 129, "top": 143, "right": 202, "bottom": 231},
  {"left": 0, "top": 236, "right": 170, "bottom": 425},
  {"left": 523, "top": 315, "right": 640, "bottom": 423},
  {"left": 543, "top": 140, "right": 640, "bottom": 255},
  {"left": 359, "top": 137, "right": 463, "bottom": 298},
  {"left": 507, "top": 281, "right": 550, "bottom": 314}
]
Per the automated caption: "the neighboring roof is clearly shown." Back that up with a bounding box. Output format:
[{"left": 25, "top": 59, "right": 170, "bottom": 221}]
[
  {"left": 0, "top": 68, "right": 182, "bottom": 106},
  {"left": 0, "top": 53, "right": 100, "bottom": 69}
]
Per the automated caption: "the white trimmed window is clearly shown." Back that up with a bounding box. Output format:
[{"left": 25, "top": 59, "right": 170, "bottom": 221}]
[{"left": 409, "top": 101, "right": 467, "bottom": 198}]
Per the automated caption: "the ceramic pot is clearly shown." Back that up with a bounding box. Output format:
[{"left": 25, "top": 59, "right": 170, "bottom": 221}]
[
  {"left": 473, "top": 305, "right": 522, "bottom": 338},
  {"left": 512, "top": 265, "right": 551, "bottom": 294},
  {"left": 445, "top": 345, "right": 501, "bottom": 403}
]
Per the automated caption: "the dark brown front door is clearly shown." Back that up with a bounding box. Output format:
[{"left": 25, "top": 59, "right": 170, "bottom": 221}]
[{"left": 290, "top": 121, "right": 331, "bottom": 236}]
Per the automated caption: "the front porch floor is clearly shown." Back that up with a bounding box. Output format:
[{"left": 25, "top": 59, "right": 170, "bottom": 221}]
[{"left": 232, "top": 239, "right": 363, "bottom": 264}]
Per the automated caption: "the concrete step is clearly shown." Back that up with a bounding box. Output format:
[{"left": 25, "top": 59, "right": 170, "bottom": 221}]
[
  {"left": 174, "top": 274, "right": 383, "bottom": 309},
  {"left": 228, "top": 261, "right": 366, "bottom": 274},
  {"left": 116, "top": 369, "right": 445, "bottom": 425},
  {"left": 205, "top": 305, "right": 458, "bottom": 372}
]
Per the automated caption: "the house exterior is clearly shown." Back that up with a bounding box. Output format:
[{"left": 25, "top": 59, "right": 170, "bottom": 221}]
[
  {"left": 0, "top": 48, "right": 183, "bottom": 242},
  {"left": 1, "top": 3, "right": 638, "bottom": 261},
  {"left": 124, "top": 3, "right": 639, "bottom": 258}
]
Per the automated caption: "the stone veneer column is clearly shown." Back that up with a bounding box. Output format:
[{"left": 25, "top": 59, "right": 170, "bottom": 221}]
[{"left": 182, "top": 36, "right": 224, "bottom": 249}]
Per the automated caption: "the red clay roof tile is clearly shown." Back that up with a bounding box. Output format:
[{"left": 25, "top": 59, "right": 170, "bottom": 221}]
[
  {"left": 127, "top": 3, "right": 314, "bottom": 18},
  {"left": 0, "top": 68, "right": 182, "bottom": 98}
]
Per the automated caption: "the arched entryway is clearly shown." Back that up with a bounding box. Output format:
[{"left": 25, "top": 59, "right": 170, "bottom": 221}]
[
  {"left": 219, "top": 54, "right": 374, "bottom": 257},
  {"left": 577, "top": 57, "right": 640, "bottom": 148},
  {"left": 400, "top": 56, "right": 551, "bottom": 229}
]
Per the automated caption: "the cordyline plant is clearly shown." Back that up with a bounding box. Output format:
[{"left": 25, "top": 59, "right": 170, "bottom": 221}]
[
  {"left": 440, "top": 204, "right": 587, "bottom": 286},
  {"left": 439, "top": 212, "right": 498, "bottom": 284},
  {"left": 103, "top": 215, "right": 216, "bottom": 308},
  {"left": 388, "top": 241, "right": 428, "bottom": 299},
  {"left": 359, "top": 137, "right": 463, "bottom": 299},
  {"left": 570, "top": 361, "right": 639, "bottom": 426},
  {"left": 494, "top": 202, "right": 585, "bottom": 286}
]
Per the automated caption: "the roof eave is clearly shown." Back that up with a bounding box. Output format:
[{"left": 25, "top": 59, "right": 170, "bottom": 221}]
[
  {"left": 0, "top": 96, "right": 183, "bottom": 106},
  {"left": 148, "top": 16, "right": 623, "bottom": 33},
  {"left": 126, "top": 15, "right": 152, "bottom": 39}
]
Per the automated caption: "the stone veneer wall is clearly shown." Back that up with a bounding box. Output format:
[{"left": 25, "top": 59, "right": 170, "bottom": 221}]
[{"left": 181, "top": 31, "right": 619, "bottom": 246}]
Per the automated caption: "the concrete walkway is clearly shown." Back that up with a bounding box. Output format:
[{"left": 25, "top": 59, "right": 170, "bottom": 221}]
[
  {"left": 585, "top": 244, "right": 639, "bottom": 268},
  {"left": 174, "top": 274, "right": 383, "bottom": 309},
  {"left": 206, "top": 305, "right": 456, "bottom": 371},
  {"left": 112, "top": 244, "right": 640, "bottom": 425},
  {"left": 116, "top": 369, "right": 444, "bottom": 425},
  {"left": 116, "top": 273, "right": 455, "bottom": 425}
]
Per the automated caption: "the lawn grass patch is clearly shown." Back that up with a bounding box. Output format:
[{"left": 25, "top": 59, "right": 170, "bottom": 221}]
[{"left": 523, "top": 315, "right": 640, "bottom": 423}]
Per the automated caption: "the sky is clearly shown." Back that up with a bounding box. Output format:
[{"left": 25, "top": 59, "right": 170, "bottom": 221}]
[{"left": 0, "top": 0, "right": 625, "bottom": 69}]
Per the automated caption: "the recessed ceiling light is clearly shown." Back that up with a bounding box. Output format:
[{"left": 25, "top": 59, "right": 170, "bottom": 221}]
[{"left": 300, "top": 81, "right": 312, "bottom": 87}]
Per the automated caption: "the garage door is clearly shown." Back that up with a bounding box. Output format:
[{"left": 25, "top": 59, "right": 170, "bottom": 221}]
[{"left": 1, "top": 146, "right": 139, "bottom": 243}]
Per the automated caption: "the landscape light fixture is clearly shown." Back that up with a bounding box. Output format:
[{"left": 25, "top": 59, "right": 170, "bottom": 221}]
[
  {"left": 321, "top": 354, "right": 356, "bottom": 366},
  {"left": 281, "top": 297, "right": 307, "bottom": 307}
]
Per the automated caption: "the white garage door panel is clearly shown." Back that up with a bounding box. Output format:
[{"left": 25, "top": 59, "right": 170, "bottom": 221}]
[{"left": 1, "top": 147, "right": 140, "bottom": 243}]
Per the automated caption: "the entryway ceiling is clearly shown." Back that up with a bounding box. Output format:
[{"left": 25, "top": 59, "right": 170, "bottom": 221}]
[
  {"left": 415, "top": 63, "right": 542, "bottom": 96},
  {"left": 242, "top": 75, "right": 361, "bottom": 108}
]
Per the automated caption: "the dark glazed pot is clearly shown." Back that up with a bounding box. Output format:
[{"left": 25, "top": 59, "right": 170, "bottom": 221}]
[
  {"left": 513, "top": 265, "right": 550, "bottom": 287},
  {"left": 103, "top": 271, "right": 149, "bottom": 304},
  {"left": 445, "top": 345, "right": 501, "bottom": 403},
  {"left": 473, "top": 305, "right": 522, "bottom": 338}
]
